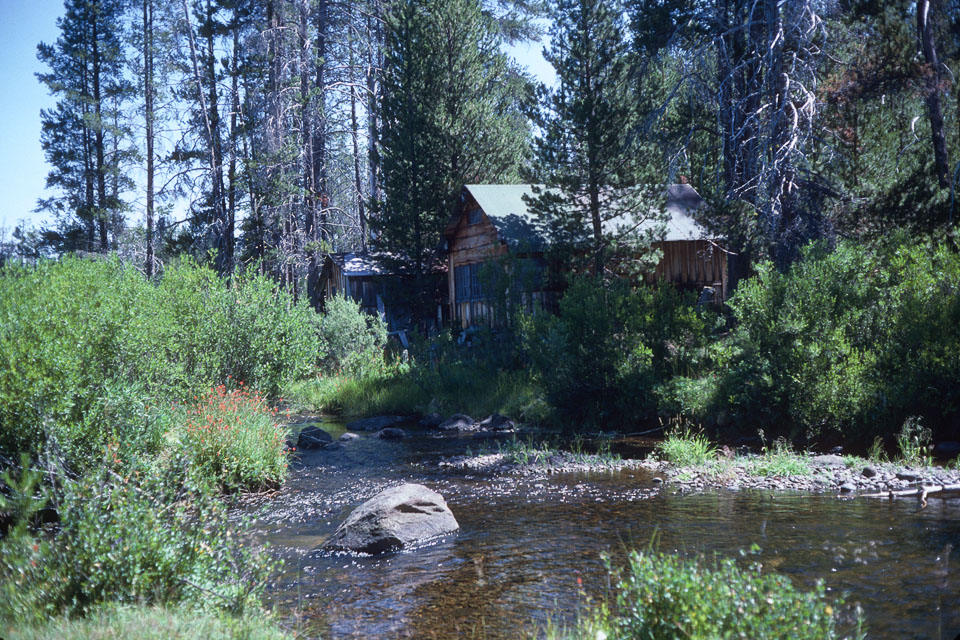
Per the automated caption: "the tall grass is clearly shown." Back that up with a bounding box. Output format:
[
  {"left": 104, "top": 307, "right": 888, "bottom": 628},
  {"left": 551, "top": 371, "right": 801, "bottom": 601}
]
[
  {"left": 655, "top": 427, "right": 716, "bottom": 467},
  {"left": 285, "top": 364, "right": 542, "bottom": 421},
  {"left": 7, "top": 605, "right": 291, "bottom": 640}
]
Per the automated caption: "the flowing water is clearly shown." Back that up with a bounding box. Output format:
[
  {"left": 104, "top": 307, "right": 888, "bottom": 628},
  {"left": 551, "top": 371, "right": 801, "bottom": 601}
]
[{"left": 244, "top": 422, "right": 960, "bottom": 639}]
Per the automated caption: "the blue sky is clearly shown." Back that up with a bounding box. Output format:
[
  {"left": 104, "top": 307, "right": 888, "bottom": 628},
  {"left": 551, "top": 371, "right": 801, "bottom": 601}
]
[
  {"left": 0, "top": 0, "right": 63, "bottom": 230},
  {"left": 0, "top": 2, "right": 553, "bottom": 232}
]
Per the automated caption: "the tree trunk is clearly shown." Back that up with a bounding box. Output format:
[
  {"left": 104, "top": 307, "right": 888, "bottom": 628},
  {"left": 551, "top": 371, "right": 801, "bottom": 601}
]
[
  {"left": 144, "top": 0, "right": 155, "bottom": 277},
  {"left": 91, "top": 12, "right": 108, "bottom": 252},
  {"left": 917, "top": 0, "right": 952, "bottom": 191},
  {"left": 349, "top": 23, "right": 367, "bottom": 250},
  {"left": 366, "top": 8, "right": 382, "bottom": 207}
]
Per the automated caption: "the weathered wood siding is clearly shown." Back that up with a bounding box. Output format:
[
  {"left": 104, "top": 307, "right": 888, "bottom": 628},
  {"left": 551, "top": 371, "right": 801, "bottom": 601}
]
[
  {"left": 647, "top": 240, "right": 728, "bottom": 300},
  {"left": 446, "top": 194, "right": 730, "bottom": 327},
  {"left": 447, "top": 193, "right": 510, "bottom": 327}
]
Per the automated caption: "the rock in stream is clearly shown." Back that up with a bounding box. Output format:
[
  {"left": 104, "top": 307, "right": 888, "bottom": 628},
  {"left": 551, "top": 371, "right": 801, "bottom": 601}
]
[{"left": 322, "top": 483, "right": 459, "bottom": 555}]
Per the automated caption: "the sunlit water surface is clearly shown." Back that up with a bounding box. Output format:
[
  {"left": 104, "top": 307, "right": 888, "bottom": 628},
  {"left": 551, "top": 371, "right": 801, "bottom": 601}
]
[{"left": 242, "top": 423, "right": 960, "bottom": 639}]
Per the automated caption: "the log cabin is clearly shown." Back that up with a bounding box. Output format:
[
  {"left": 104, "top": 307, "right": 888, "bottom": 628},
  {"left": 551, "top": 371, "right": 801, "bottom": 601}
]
[{"left": 443, "top": 184, "right": 729, "bottom": 328}]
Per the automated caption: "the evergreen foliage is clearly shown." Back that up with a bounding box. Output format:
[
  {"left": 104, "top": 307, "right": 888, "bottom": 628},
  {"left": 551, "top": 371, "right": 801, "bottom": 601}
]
[
  {"left": 36, "top": 0, "right": 135, "bottom": 253},
  {"left": 374, "top": 0, "right": 531, "bottom": 281},
  {"left": 528, "top": 0, "right": 665, "bottom": 277}
]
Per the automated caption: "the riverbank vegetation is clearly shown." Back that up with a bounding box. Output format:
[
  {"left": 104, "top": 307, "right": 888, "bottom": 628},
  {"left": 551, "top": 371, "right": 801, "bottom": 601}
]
[
  {"left": 545, "top": 548, "right": 864, "bottom": 640},
  {"left": 0, "top": 258, "right": 306, "bottom": 634},
  {"left": 290, "top": 236, "right": 960, "bottom": 462}
]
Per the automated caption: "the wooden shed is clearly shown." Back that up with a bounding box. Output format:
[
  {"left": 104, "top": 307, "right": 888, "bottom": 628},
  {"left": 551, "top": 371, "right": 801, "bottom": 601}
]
[
  {"left": 443, "top": 184, "right": 728, "bottom": 328},
  {"left": 319, "top": 251, "right": 447, "bottom": 333}
]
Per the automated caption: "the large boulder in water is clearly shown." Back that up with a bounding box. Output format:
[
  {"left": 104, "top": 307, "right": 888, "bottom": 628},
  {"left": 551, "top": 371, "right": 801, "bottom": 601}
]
[
  {"left": 478, "top": 413, "right": 516, "bottom": 432},
  {"left": 346, "top": 416, "right": 405, "bottom": 431},
  {"left": 323, "top": 484, "right": 459, "bottom": 554},
  {"left": 437, "top": 414, "right": 474, "bottom": 432},
  {"left": 297, "top": 425, "right": 333, "bottom": 449}
]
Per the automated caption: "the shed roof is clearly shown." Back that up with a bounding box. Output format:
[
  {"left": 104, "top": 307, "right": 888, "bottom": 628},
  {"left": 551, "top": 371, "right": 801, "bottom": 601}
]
[
  {"left": 325, "top": 251, "right": 447, "bottom": 277},
  {"left": 328, "top": 251, "right": 393, "bottom": 277},
  {"left": 450, "top": 183, "right": 708, "bottom": 248}
]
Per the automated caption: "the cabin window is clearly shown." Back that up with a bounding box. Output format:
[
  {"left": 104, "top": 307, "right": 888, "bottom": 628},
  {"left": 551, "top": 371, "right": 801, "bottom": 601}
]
[
  {"left": 467, "top": 207, "right": 482, "bottom": 225},
  {"left": 455, "top": 263, "right": 486, "bottom": 302}
]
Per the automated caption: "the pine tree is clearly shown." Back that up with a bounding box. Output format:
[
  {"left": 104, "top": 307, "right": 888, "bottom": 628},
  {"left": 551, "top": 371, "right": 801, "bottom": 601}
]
[
  {"left": 528, "top": 0, "right": 664, "bottom": 278},
  {"left": 37, "top": 0, "right": 133, "bottom": 253},
  {"left": 374, "top": 0, "right": 530, "bottom": 282}
]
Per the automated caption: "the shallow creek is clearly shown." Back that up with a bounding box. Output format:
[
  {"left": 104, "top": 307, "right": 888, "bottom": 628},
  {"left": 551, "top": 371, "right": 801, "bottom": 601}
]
[{"left": 243, "top": 422, "right": 960, "bottom": 639}]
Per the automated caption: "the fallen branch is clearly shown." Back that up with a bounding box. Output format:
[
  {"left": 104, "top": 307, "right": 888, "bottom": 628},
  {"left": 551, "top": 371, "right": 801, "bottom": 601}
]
[{"left": 861, "top": 483, "right": 960, "bottom": 507}]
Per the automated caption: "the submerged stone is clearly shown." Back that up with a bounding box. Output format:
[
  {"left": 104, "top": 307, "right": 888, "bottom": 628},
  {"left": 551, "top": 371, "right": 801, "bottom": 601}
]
[{"left": 323, "top": 483, "right": 459, "bottom": 554}]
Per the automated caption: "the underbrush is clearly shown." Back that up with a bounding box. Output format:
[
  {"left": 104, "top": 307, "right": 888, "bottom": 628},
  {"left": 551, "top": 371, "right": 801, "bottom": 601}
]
[
  {"left": 0, "top": 459, "right": 275, "bottom": 628},
  {"left": 545, "top": 548, "right": 864, "bottom": 640},
  {"left": 659, "top": 237, "right": 960, "bottom": 446},
  {"left": 0, "top": 256, "right": 319, "bottom": 474},
  {"left": 286, "top": 361, "right": 542, "bottom": 422}
]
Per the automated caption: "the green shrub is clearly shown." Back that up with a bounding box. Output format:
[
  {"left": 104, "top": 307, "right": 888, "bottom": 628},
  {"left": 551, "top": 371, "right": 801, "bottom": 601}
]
[
  {"left": 174, "top": 384, "right": 290, "bottom": 491},
  {"left": 519, "top": 278, "right": 656, "bottom": 430},
  {"left": 550, "top": 549, "right": 864, "bottom": 640},
  {"left": 698, "top": 237, "right": 960, "bottom": 445},
  {"left": 0, "top": 257, "right": 320, "bottom": 473},
  {"left": 656, "top": 427, "right": 716, "bottom": 467},
  {"left": 0, "top": 461, "right": 275, "bottom": 626},
  {"left": 317, "top": 295, "right": 388, "bottom": 377}
]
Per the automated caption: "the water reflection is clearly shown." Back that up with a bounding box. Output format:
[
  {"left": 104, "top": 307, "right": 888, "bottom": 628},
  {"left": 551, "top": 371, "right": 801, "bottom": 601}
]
[{"left": 246, "top": 423, "right": 960, "bottom": 639}]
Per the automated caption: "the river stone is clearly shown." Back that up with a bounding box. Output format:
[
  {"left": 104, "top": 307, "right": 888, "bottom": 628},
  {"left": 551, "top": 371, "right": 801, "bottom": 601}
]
[
  {"left": 811, "top": 454, "right": 846, "bottom": 468},
  {"left": 340, "top": 432, "right": 360, "bottom": 442},
  {"left": 840, "top": 482, "right": 857, "bottom": 493},
  {"left": 297, "top": 425, "right": 334, "bottom": 449},
  {"left": 378, "top": 427, "right": 407, "bottom": 440},
  {"left": 896, "top": 470, "right": 922, "bottom": 482},
  {"left": 478, "top": 413, "right": 516, "bottom": 432},
  {"left": 323, "top": 484, "right": 459, "bottom": 554},
  {"left": 419, "top": 413, "right": 444, "bottom": 428},
  {"left": 862, "top": 466, "right": 879, "bottom": 478},
  {"left": 346, "top": 416, "right": 405, "bottom": 431},
  {"left": 438, "top": 414, "right": 475, "bottom": 432}
]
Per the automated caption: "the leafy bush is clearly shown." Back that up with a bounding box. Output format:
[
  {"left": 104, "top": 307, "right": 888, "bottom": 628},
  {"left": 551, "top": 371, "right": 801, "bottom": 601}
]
[
  {"left": 519, "top": 278, "right": 653, "bottom": 429},
  {"left": 0, "top": 461, "right": 275, "bottom": 626},
  {"left": 550, "top": 549, "right": 864, "bottom": 640},
  {"left": 317, "top": 295, "right": 388, "bottom": 377},
  {"left": 688, "top": 238, "right": 960, "bottom": 445},
  {"left": 174, "top": 384, "right": 290, "bottom": 491},
  {"left": 0, "top": 257, "right": 320, "bottom": 472}
]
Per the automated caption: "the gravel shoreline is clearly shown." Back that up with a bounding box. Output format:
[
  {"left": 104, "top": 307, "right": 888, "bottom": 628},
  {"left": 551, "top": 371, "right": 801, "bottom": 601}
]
[
  {"left": 639, "top": 454, "right": 960, "bottom": 494},
  {"left": 438, "top": 450, "right": 960, "bottom": 494}
]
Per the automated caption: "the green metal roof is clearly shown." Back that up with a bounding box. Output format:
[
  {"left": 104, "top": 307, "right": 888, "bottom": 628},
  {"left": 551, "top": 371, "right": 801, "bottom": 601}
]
[{"left": 457, "top": 184, "right": 708, "bottom": 249}]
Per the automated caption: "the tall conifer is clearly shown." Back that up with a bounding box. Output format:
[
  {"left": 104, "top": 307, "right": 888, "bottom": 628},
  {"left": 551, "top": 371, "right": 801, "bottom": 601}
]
[
  {"left": 528, "top": 0, "right": 664, "bottom": 277},
  {"left": 374, "top": 0, "right": 530, "bottom": 292}
]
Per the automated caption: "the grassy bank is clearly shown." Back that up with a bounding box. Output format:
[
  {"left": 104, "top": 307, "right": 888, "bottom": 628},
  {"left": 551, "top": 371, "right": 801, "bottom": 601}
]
[{"left": 6, "top": 604, "right": 291, "bottom": 640}]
